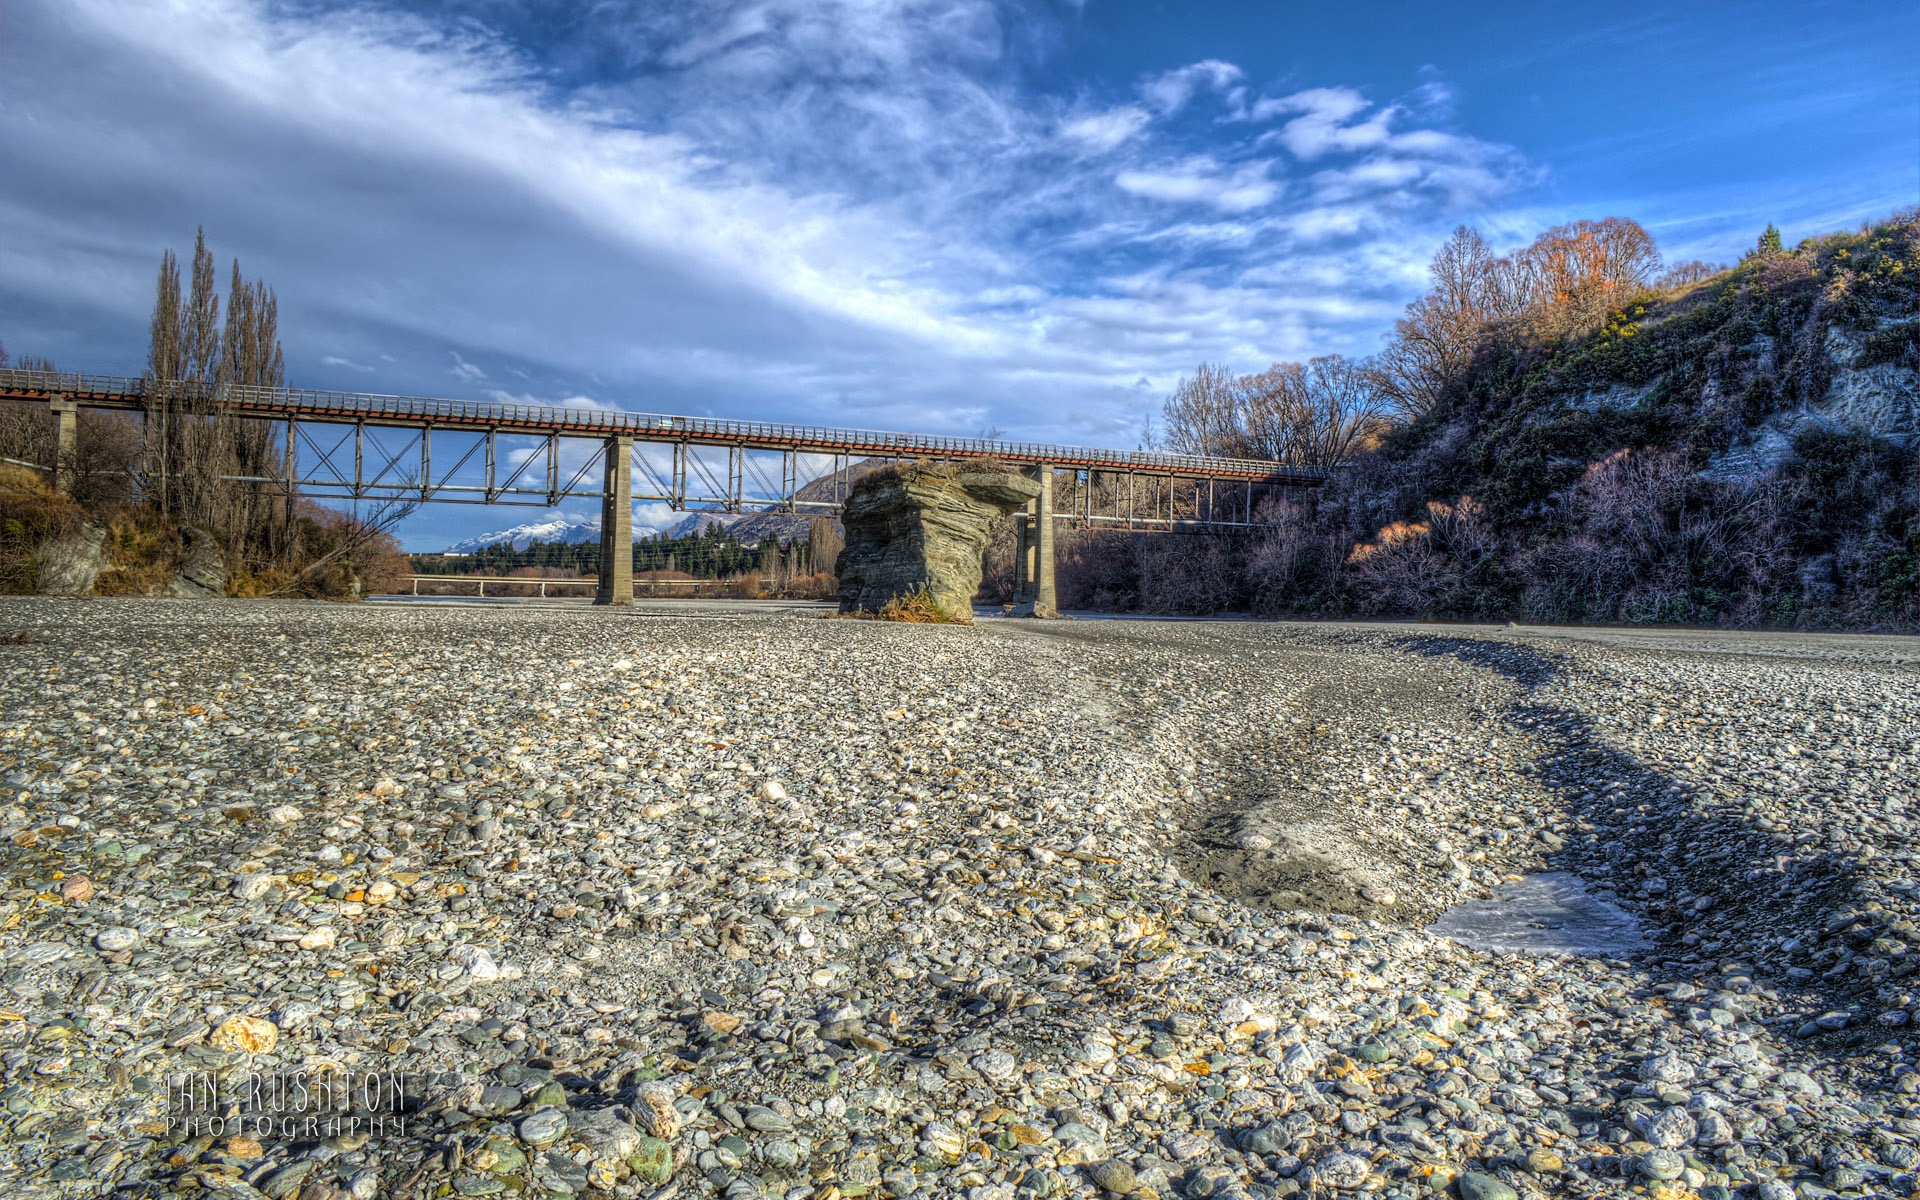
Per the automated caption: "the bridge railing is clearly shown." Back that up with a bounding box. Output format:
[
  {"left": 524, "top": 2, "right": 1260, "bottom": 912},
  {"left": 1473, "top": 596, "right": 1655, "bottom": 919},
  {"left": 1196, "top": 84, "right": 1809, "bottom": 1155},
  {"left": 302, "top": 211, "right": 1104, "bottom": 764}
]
[{"left": 0, "top": 366, "right": 1331, "bottom": 483}]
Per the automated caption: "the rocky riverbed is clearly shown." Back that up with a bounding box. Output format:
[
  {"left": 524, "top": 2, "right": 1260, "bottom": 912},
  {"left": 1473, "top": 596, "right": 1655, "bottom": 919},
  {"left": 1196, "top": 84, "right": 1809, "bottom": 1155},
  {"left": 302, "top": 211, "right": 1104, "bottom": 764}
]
[{"left": 0, "top": 599, "right": 1915, "bottom": 1200}]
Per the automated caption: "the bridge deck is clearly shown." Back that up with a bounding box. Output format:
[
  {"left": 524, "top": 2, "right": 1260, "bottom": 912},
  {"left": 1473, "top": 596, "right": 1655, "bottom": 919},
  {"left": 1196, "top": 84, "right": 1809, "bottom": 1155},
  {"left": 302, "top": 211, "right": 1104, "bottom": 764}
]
[{"left": 0, "top": 367, "right": 1326, "bottom": 485}]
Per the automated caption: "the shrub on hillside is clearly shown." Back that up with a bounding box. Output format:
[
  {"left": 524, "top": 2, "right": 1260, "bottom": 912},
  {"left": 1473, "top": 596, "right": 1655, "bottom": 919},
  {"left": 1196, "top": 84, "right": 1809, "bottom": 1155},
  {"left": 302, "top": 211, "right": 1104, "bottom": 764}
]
[{"left": 0, "top": 465, "right": 87, "bottom": 594}]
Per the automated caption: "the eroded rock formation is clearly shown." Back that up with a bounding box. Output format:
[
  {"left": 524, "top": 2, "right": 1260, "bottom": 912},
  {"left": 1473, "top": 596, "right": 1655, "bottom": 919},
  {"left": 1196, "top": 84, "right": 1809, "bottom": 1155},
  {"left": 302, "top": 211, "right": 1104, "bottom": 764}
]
[{"left": 836, "top": 465, "right": 1039, "bottom": 619}]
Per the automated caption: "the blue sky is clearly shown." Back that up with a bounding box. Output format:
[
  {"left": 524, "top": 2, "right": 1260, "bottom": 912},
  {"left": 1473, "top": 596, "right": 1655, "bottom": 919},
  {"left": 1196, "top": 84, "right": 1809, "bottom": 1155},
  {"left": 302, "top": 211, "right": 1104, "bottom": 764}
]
[{"left": 2, "top": 0, "right": 1913, "bottom": 549}]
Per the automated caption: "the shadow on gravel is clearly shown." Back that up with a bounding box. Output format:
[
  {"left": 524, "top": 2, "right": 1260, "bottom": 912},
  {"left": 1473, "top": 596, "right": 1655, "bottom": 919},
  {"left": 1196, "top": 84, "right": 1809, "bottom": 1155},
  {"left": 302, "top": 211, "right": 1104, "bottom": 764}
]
[{"left": 1391, "top": 635, "right": 1863, "bottom": 985}]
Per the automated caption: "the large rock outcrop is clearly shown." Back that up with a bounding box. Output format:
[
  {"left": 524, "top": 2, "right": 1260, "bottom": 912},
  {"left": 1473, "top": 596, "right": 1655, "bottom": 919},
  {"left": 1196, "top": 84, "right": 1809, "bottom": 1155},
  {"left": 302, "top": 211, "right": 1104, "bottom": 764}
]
[
  {"left": 35, "top": 521, "right": 108, "bottom": 596},
  {"left": 836, "top": 466, "right": 1040, "bottom": 619},
  {"left": 168, "top": 527, "right": 228, "bottom": 598}
]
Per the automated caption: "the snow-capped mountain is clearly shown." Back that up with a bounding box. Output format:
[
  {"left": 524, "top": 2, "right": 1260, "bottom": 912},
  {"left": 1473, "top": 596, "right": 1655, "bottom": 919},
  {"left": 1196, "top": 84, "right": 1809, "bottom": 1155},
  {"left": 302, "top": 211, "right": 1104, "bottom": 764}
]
[
  {"left": 445, "top": 516, "right": 600, "bottom": 554},
  {"left": 659, "top": 511, "right": 759, "bottom": 537}
]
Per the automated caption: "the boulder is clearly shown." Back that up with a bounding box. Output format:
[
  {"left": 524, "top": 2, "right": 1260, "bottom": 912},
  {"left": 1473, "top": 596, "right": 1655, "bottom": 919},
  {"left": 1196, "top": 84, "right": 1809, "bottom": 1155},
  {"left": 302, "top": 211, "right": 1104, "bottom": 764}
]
[
  {"left": 36, "top": 520, "right": 107, "bottom": 596},
  {"left": 836, "top": 466, "right": 1040, "bottom": 619},
  {"left": 169, "top": 527, "right": 227, "bottom": 598}
]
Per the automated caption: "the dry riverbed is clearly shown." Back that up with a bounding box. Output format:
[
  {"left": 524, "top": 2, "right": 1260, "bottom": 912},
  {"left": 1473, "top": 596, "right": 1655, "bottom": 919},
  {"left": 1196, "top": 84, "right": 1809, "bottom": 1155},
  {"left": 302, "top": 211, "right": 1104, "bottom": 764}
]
[{"left": 0, "top": 599, "right": 1915, "bottom": 1200}]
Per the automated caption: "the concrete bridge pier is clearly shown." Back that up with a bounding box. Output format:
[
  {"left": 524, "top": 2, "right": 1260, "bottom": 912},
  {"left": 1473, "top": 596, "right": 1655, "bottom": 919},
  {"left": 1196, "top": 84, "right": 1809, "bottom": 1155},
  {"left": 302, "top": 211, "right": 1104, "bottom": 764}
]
[
  {"left": 595, "top": 435, "right": 633, "bottom": 606},
  {"left": 1033, "top": 462, "right": 1057, "bottom": 617},
  {"left": 49, "top": 395, "right": 77, "bottom": 496},
  {"left": 1008, "top": 463, "right": 1058, "bottom": 617}
]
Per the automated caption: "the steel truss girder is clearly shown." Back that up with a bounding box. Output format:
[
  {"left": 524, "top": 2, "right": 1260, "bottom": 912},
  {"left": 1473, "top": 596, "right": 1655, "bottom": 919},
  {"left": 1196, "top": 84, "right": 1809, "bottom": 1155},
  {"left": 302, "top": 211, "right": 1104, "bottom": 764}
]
[{"left": 29, "top": 400, "right": 1290, "bottom": 532}]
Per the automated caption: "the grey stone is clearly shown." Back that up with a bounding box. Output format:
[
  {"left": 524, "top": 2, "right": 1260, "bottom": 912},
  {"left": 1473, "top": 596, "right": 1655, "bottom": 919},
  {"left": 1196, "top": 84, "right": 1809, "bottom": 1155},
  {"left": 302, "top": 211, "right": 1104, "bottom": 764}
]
[
  {"left": 169, "top": 527, "right": 227, "bottom": 598},
  {"left": 94, "top": 927, "right": 141, "bottom": 952},
  {"left": 1090, "top": 1160, "right": 1135, "bottom": 1194},
  {"left": 1454, "top": 1172, "right": 1517, "bottom": 1200},
  {"left": 517, "top": 1108, "right": 568, "bottom": 1147},
  {"left": 34, "top": 520, "right": 107, "bottom": 596}
]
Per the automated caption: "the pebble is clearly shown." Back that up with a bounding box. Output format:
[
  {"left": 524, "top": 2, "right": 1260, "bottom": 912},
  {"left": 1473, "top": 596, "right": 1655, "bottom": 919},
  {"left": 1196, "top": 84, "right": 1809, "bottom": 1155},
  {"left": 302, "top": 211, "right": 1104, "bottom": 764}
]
[
  {"left": 635, "top": 1082, "right": 682, "bottom": 1138},
  {"left": 0, "top": 602, "right": 1913, "bottom": 1200},
  {"left": 517, "top": 1108, "right": 568, "bottom": 1148},
  {"left": 1089, "top": 1160, "right": 1136, "bottom": 1194},
  {"left": 1455, "top": 1172, "right": 1518, "bottom": 1200},
  {"left": 94, "top": 926, "right": 140, "bottom": 952},
  {"left": 1307, "top": 1151, "right": 1371, "bottom": 1190},
  {"left": 207, "top": 1015, "right": 278, "bottom": 1054}
]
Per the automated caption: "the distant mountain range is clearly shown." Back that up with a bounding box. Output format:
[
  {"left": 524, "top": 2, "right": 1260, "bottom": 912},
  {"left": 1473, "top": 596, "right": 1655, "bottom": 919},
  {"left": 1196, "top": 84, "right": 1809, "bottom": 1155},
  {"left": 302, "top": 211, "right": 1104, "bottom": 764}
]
[
  {"left": 443, "top": 516, "right": 600, "bottom": 554},
  {"left": 442, "top": 459, "right": 887, "bottom": 553}
]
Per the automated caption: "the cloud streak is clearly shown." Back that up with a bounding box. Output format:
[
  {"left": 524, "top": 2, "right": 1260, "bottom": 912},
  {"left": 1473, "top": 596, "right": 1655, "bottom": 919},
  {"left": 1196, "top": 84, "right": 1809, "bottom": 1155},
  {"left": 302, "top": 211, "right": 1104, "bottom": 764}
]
[{"left": 0, "top": 0, "right": 1551, "bottom": 545}]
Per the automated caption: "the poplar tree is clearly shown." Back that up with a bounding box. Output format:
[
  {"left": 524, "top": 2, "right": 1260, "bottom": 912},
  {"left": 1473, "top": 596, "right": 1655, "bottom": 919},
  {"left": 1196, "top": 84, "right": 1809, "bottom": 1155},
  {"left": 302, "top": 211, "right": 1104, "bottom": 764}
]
[{"left": 141, "top": 228, "right": 292, "bottom": 559}]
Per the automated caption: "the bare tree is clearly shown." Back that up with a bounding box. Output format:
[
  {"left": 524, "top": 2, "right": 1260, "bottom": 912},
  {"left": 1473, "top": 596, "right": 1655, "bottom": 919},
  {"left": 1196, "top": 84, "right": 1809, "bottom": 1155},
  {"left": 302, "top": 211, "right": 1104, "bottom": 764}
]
[
  {"left": 1239, "top": 355, "right": 1390, "bottom": 468},
  {"left": 143, "top": 250, "right": 183, "bottom": 510},
  {"left": 807, "top": 515, "right": 844, "bottom": 578},
  {"left": 1377, "top": 217, "right": 1664, "bottom": 417},
  {"left": 221, "top": 260, "right": 285, "bottom": 390},
  {"left": 1160, "top": 363, "right": 1242, "bottom": 457},
  {"left": 216, "top": 258, "right": 290, "bottom": 556},
  {"left": 1296, "top": 355, "right": 1391, "bottom": 467},
  {"left": 1655, "top": 260, "right": 1723, "bottom": 290},
  {"left": 184, "top": 228, "right": 220, "bottom": 384},
  {"left": 1373, "top": 226, "right": 1516, "bottom": 419},
  {"left": 1162, "top": 354, "right": 1388, "bottom": 468},
  {"left": 1512, "top": 217, "right": 1661, "bottom": 338},
  {"left": 267, "top": 486, "right": 419, "bottom": 597}
]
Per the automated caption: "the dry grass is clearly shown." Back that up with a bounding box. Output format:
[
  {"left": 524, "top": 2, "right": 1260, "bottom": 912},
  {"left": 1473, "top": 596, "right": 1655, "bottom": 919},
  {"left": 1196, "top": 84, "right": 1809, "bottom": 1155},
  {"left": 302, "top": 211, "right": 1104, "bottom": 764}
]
[
  {"left": 0, "top": 466, "right": 87, "bottom": 594},
  {"left": 228, "top": 567, "right": 298, "bottom": 598},
  {"left": 91, "top": 506, "right": 185, "bottom": 596},
  {"left": 0, "top": 462, "right": 58, "bottom": 502},
  {"left": 863, "top": 587, "right": 969, "bottom": 624}
]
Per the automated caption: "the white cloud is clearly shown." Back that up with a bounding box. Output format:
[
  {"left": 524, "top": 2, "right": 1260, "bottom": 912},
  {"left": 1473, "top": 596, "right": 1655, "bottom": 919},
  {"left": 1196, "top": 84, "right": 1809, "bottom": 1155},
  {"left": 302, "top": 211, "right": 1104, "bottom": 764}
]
[
  {"left": 1116, "top": 158, "right": 1280, "bottom": 213},
  {"left": 1057, "top": 106, "right": 1152, "bottom": 153},
  {"left": 1141, "top": 60, "right": 1246, "bottom": 116},
  {"left": 1256, "top": 87, "right": 1396, "bottom": 159},
  {"left": 0, "top": 0, "right": 1542, "bottom": 554}
]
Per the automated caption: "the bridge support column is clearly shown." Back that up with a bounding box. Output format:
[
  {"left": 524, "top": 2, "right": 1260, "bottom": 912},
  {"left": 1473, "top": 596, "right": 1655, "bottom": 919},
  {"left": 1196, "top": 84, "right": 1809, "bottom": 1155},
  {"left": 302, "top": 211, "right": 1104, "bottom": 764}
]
[
  {"left": 1013, "top": 508, "right": 1033, "bottom": 600},
  {"left": 596, "top": 435, "right": 633, "bottom": 607},
  {"left": 1033, "top": 462, "right": 1057, "bottom": 617},
  {"left": 49, "top": 395, "right": 77, "bottom": 496}
]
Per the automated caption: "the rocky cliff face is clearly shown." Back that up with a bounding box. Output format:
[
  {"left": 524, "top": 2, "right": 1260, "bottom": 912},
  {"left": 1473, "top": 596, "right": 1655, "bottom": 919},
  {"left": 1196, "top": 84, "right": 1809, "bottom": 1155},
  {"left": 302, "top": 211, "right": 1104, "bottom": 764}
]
[
  {"left": 1703, "top": 321, "right": 1917, "bottom": 480},
  {"left": 168, "top": 527, "right": 228, "bottom": 598},
  {"left": 35, "top": 521, "right": 108, "bottom": 596},
  {"left": 836, "top": 467, "right": 1040, "bottom": 619}
]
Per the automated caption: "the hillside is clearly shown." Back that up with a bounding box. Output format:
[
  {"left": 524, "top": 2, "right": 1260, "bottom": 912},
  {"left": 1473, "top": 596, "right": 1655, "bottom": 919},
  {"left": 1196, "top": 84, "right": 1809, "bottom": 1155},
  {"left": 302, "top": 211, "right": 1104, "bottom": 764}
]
[
  {"left": 661, "top": 457, "right": 885, "bottom": 542},
  {"left": 1047, "top": 213, "right": 1917, "bottom": 629},
  {"left": 1347, "top": 214, "right": 1915, "bottom": 627}
]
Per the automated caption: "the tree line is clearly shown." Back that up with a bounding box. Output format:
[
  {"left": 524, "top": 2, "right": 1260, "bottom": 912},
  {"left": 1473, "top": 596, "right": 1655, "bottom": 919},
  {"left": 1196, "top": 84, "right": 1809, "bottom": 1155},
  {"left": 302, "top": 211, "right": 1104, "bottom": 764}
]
[
  {"left": 2, "top": 228, "right": 413, "bottom": 598},
  {"left": 1157, "top": 216, "right": 1716, "bottom": 465},
  {"left": 410, "top": 526, "right": 828, "bottom": 580}
]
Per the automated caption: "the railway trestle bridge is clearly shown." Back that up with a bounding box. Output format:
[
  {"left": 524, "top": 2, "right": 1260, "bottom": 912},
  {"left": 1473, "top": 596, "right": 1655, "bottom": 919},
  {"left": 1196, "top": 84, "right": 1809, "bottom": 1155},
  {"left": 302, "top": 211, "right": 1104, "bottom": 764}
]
[{"left": 1, "top": 368, "right": 1328, "bottom": 609}]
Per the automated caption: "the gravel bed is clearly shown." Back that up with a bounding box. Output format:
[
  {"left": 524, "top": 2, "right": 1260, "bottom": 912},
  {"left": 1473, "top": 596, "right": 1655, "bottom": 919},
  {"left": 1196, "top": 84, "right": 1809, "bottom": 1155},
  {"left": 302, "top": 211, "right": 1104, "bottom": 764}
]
[{"left": 0, "top": 599, "right": 1914, "bottom": 1200}]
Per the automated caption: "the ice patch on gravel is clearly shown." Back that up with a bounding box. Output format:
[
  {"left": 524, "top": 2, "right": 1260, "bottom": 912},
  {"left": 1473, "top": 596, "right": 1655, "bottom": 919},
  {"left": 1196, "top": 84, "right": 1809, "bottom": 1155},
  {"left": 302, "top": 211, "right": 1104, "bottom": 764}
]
[{"left": 1428, "top": 872, "right": 1648, "bottom": 956}]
